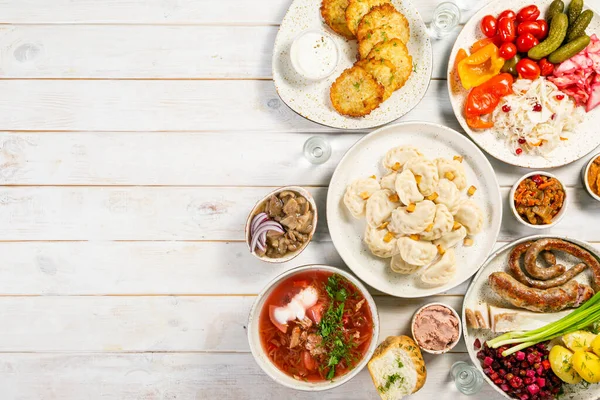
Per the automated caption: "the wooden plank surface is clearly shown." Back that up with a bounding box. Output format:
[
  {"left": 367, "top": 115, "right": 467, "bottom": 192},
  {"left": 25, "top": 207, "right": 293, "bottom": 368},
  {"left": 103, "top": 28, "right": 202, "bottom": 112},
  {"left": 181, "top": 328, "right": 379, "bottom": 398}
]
[
  {"left": 0, "top": 295, "right": 471, "bottom": 352},
  {"left": 0, "top": 0, "right": 475, "bottom": 25},
  {"left": 1, "top": 239, "right": 599, "bottom": 296},
  {"left": 0, "top": 240, "right": 469, "bottom": 296},
  {"left": 0, "top": 352, "right": 498, "bottom": 400},
  {"left": 0, "top": 79, "right": 457, "bottom": 132},
  {"left": 0, "top": 0, "right": 599, "bottom": 398},
  {"left": 0, "top": 25, "right": 458, "bottom": 79},
  {"left": 0, "top": 131, "right": 594, "bottom": 187},
  {"left": 0, "top": 186, "right": 598, "bottom": 241}
]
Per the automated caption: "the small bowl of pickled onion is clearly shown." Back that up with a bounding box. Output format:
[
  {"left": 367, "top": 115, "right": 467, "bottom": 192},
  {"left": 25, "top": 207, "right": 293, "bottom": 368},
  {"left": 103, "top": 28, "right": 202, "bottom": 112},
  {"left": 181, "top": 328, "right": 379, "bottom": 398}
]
[
  {"left": 245, "top": 186, "right": 318, "bottom": 263},
  {"left": 509, "top": 171, "right": 568, "bottom": 229}
]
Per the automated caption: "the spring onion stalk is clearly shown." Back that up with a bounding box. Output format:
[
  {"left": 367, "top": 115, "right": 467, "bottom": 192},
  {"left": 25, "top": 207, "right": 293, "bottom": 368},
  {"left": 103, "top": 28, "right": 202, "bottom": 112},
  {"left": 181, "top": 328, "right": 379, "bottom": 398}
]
[{"left": 487, "top": 291, "right": 600, "bottom": 356}]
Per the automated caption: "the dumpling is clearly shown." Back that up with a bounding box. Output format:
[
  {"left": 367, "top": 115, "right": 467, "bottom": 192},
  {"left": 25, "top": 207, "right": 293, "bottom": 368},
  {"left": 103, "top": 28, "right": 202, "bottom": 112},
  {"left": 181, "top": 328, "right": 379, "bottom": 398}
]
[
  {"left": 390, "top": 253, "right": 421, "bottom": 275},
  {"left": 435, "top": 158, "right": 467, "bottom": 190},
  {"left": 397, "top": 237, "right": 437, "bottom": 266},
  {"left": 421, "top": 249, "right": 456, "bottom": 286},
  {"left": 435, "top": 178, "right": 461, "bottom": 215},
  {"left": 434, "top": 225, "right": 467, "bottom": 250},
  {"left": 380, "top": 172, "right": 397, "bottom": 191},
  {"left": 343, "top": 177, "right": 381, "bottom": 218},
  {"left": 366, "top": 189, "right": 397, "bottom": 227},
  {"left": 382, "top": 146, "right": 422, "bottom": 171},
  {"left": 389, "top": 200, "right": 436, "bottom": 235},
  {"left": 420, "top": 204, "right": 454, "bottom": 241},
  {"left": 404, "top": 157, "right": 439, "bottom": 196},
  {"left": 454, "top": 200, "right": 484, "bottom": 235},
  {"left": 394, "top": 169, "right": 424, "bottom": 206},
  {"left": 364, "top": 225, "right": 398, "bottom": 258}
]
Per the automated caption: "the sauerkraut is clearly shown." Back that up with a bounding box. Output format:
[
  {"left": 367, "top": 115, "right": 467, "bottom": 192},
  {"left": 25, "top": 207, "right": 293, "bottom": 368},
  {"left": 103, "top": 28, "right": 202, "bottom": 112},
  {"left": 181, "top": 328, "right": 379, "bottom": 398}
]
[{"left": 492, "top": 77, "right": 584, "bottom": 156}]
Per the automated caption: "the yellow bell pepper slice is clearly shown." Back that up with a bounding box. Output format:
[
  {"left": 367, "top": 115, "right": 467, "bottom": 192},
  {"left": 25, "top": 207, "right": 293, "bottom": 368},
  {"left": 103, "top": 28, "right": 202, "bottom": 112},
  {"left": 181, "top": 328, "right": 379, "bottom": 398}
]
[{"left": 457, "top": 43, "right": 505, "bottom": 90}]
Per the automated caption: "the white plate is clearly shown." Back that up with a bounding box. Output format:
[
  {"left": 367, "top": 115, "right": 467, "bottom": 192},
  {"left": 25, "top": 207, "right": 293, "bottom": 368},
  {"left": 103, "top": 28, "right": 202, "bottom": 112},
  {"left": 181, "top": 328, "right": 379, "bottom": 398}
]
[
  {"left": 447, "top": 0, "right": 600, "bottom": 168},
  {"left": 462, "top": 235, "right": 600, "bottom": 400},
  {"left": 272, "top": 0, "right": 432, "bottom": 130},
  {"left": 326, "top": 121, "right": 502, "bottom": 297}
]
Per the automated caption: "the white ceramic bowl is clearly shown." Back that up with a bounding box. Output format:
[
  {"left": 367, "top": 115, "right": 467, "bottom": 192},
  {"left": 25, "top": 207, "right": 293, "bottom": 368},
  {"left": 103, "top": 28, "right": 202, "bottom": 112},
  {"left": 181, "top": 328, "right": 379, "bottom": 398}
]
[
  {"left": 245, "top": 186, "right": 318, "bottom": 263},
  {"left": 411, "top": 302, "right": 461, "bottom": 355},
  {"left": 582, "top": 151, "right": 600, "bottom": 202},
  {"left": 289, "top": 29, "right": 339, "bottom": 81},
  {"left": 509, "top": 171, "right": 568, "bottom": 229},
  {"left": 247, "top": 265, "right": 380, "bottom": 391}
]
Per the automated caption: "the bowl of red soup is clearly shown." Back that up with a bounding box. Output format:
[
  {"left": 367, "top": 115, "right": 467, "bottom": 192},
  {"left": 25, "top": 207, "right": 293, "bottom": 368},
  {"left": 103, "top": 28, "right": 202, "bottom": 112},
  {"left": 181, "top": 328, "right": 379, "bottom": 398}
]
[{"left": 248, "top": 265, "right": 379, "bottom": 391}]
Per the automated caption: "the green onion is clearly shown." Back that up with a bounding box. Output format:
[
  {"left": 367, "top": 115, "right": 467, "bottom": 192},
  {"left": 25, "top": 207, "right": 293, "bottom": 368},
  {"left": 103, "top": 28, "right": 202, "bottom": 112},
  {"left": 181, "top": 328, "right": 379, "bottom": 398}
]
[{"left": 487, "top": 291, "right": 600, "bottom": 356}]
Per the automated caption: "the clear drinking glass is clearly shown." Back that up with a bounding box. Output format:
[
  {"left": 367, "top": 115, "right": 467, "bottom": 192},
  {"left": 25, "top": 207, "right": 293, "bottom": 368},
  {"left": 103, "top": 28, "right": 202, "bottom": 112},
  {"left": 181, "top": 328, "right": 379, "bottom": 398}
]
[
  {"left": 428, "top": 2, "right": 461, "bottom": 39},
  {"left": 303, "top": 136, "right": 331, "bottom": 164},
  {"left": 451, "top": 361, "right": 484, "bottom": 395}
]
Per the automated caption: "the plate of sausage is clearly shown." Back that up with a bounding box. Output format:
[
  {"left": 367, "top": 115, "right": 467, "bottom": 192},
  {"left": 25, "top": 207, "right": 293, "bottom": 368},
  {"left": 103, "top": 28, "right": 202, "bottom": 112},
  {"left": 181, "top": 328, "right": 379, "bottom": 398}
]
[{"left": 462, "top": 235, "right": 600, "bottom": 399}]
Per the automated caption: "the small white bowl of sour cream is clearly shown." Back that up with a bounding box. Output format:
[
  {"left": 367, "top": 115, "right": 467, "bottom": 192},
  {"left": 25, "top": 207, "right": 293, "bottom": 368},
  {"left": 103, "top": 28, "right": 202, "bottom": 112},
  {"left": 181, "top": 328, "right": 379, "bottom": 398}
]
[{"left": 290, "top": 29, "right": 339, "bottom": 81}]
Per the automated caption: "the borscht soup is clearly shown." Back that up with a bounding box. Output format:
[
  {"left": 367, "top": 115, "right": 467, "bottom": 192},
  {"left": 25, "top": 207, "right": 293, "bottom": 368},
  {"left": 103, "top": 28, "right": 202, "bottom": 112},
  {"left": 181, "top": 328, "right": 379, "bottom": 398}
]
[{"left": 258, "top": 270, "right": 374, "bottom": 382}]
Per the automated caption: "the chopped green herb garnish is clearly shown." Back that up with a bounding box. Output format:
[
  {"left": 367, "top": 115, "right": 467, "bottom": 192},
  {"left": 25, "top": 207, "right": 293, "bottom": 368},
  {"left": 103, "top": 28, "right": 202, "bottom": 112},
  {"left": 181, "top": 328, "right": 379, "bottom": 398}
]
[
  {"left": 379, "top": 373, "right": 404, "bottom": 393},
  {"left": 319, "top": 274, "right": 359, "bottom": 381},
  {"left": 396, "top": 358, "right": 404, "bottom": 368}
]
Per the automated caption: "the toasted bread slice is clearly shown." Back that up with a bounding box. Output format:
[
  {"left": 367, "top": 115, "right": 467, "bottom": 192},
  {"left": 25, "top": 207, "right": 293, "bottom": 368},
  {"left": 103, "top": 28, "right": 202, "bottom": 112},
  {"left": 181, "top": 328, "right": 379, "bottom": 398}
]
[
  {"left": 330, "top": 65, "right": 384, "bottom": 117},
  {"left": 321, "top": 0, "right": 355, "bottom": 39},
  {"left": 368, "top": 336, "right": 427, "bottom": 400},
  {"left": 345, "top": 0, "right": 391, "bottom": 36},
  {"left": 357, "top": 4, "right": 410, "bottom": 43},
  {"left": 367, "top": 39, "right": 413, "bottom": 91}
]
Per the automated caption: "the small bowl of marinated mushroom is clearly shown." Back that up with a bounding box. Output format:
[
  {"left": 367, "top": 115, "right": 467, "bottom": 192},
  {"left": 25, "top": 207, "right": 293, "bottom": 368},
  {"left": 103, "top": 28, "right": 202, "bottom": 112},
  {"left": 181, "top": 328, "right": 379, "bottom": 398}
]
[{"left": 245, "top": 186, "right": 318, "bottom": 263}]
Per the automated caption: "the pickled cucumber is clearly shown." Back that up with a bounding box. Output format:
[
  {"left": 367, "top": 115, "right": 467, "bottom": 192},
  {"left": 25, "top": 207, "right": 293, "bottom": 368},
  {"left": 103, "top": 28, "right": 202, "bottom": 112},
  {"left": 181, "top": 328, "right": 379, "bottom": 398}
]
[
  {"left": 501, "top": 54, "right": 521, "bottom": 76},
  {"left": 567, "top": 0, "right": 584, "bottom": 25},
  {"left": 547, "top": 0, "right": 565, "bottom": 21},
  {"left": 567, "top": 9, "right": 594, "bottom": 42},
  {"left": 528, "top": 13, "right": 569, "bottom": 60},
  {"left": 548, "top": 35, "right": 590, "bottom": 63}
]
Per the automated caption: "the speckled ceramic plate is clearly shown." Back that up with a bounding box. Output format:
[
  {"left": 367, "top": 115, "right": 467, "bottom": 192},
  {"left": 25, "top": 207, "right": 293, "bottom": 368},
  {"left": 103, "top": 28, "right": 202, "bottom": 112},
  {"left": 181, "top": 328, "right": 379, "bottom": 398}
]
[
  {"left": 272, "top": 0, "right": 432, "bottom": 130},
  {"left": 462, "top": 235, "right": 600, "bottom": 400},
  {"left": 326, "top": 121, "right": 502, "bottom": 297},
  {"left": 448, "top": 0, "right": 600, "bottom": 169}
]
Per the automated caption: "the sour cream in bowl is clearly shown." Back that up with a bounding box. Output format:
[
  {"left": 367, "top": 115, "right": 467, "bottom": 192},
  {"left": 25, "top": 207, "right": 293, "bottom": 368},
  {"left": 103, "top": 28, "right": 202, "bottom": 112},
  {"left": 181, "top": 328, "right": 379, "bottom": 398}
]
[{"left": 290, "top": 30, "right": 339, "bottom": 81}]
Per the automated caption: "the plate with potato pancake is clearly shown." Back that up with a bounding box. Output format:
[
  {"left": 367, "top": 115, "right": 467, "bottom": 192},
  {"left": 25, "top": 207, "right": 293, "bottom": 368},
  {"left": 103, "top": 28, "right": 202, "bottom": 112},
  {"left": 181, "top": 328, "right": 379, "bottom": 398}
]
[{"left": 272, "top": 0, "right": 432, "bottom": 129}]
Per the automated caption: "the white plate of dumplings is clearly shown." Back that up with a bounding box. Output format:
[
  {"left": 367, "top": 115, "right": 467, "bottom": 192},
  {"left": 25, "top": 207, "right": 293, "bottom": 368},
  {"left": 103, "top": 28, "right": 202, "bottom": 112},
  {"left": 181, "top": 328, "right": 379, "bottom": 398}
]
[{"left": 327, "top": 121, "right": 502, "bottom": 297}]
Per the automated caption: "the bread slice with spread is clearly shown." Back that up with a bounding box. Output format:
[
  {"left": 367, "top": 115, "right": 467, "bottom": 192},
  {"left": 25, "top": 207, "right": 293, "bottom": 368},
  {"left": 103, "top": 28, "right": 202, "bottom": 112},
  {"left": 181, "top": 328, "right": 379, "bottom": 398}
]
[{"left": 368, "top": 335, "right": 427, "bottom": 399}]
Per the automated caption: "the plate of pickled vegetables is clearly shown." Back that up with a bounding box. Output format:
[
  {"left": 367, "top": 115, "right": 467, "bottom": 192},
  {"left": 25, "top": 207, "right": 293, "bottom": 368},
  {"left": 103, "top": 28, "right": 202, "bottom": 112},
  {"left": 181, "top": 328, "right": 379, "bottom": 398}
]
[{"left": 448, "top": 0, "right": 600, "bottom": 168}]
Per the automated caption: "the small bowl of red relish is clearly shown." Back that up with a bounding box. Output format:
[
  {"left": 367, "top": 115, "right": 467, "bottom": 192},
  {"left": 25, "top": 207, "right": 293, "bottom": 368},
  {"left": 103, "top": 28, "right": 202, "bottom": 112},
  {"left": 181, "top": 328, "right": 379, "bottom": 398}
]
[
  {"left": 509, "top": 171, "right": 568, "bottom": 229},
  {"left": 247, "top": 265, "right": 379, "bottom": 391}
]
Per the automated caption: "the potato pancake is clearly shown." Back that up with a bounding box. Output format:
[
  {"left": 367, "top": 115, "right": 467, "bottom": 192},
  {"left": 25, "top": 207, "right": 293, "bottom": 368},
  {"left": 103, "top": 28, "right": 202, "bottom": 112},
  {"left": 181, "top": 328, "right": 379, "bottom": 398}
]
[
  {"left": 366, "top": 38, "right": 412, "bottom": 91},
  {"left": 357, "top": 4, "right": 410, "bottom": 43},
  {"left": 356, "top": 58, "right": 397, "bottom": 100},
  {"left": 358, "top": 24, "right": 407, "bottom": 59},
  {"left": 321, "top": 0, "right": 355, "bottom": 39},
  {"left": 345, "top": 0, "right": 391, "bottom": 36},
  {"left": 330, "top": 65, "right": 384, "bottom": 116}
]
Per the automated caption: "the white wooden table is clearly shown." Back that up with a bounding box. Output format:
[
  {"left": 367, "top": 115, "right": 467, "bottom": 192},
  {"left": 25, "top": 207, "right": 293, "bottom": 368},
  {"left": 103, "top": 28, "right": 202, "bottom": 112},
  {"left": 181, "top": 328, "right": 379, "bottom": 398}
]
[{"left": 1, "top": 0, "right": 599, "bottom": 399}]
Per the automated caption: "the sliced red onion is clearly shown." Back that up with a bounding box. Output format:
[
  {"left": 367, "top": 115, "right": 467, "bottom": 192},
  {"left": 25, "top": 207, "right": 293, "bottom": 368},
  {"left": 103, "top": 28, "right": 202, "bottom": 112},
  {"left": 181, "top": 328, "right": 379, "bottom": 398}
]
[
  {"left": 250, "top": 212, "right": 268, "bottom": 236},
  {"left": 251, "top": 224, "right": 284, "bottom": 253},
  {"left": 256, "top": 240, "right": 266, "bottom": 252},
  {"left": 256, "top": 221, "right": 285, "bottom": 233},
  {"left": 259, "top": 231, "right": 267, "bottom": 247}
]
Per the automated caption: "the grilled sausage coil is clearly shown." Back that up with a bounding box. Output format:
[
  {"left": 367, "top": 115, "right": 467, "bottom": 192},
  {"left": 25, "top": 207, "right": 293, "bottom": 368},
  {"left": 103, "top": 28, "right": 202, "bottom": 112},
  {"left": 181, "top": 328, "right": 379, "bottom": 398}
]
[
  {"left": 524, "top": 238, "right": 600, "bottom": 288},
  {"left": 509, "top": 241, "right": 588, "bottom": 289},
  {"left": 488, "top": 272, "right": 594, "bottom": 313}
]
